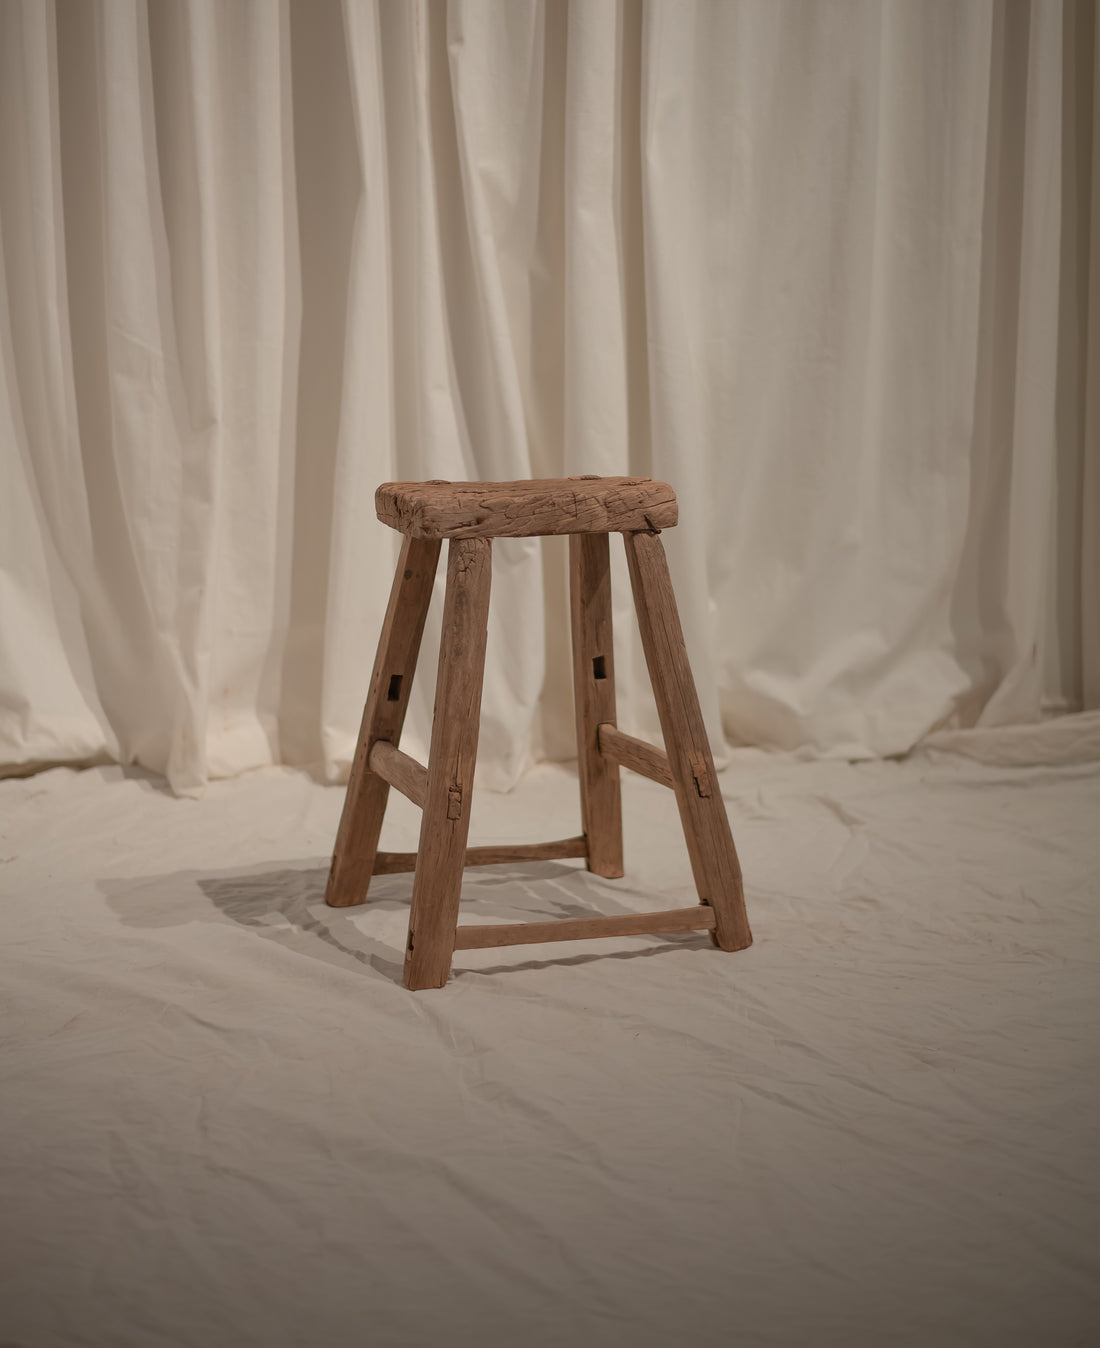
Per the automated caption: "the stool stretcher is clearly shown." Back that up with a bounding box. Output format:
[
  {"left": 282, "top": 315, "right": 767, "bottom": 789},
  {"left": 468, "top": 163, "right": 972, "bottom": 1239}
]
[{"left": 454, "top": 906, "right": 718, "bottom": 951}]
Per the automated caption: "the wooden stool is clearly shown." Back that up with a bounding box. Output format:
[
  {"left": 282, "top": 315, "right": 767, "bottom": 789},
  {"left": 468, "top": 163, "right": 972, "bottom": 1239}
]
[{"left": 326, "top": 476, "right": 752, "bottom": 989}]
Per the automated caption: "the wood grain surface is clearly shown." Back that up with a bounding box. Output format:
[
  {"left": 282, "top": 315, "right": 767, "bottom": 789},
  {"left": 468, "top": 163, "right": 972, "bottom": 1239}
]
[
  {"left": 376, "top": 477, "right": 677, "bottom": 539},
  {"left": 330, "top": 478, "right": 750, "bottom": 983},
  {"left": 325, "top": 535, "right": 440, "bottom": 909},
  {"left": 597, "top": 722, "right": 675, "bottom": 789},
  {"left": 372, "top": 836, "right": 588, "bottom": 874},
  {"left": 570, "top": 533, "right": 624, "bottom": 877},
  {"left": 404, "top": 537, "right": 493, "bottom": 989},
  {"left": 454, "top": 905, "right": 717, "bottom": 950},
  {"left": 367, "top": 740, "right": 428, "bottom": 808},
  {"left": 623, "top": 530, "right": 753, "bottom": 952}
]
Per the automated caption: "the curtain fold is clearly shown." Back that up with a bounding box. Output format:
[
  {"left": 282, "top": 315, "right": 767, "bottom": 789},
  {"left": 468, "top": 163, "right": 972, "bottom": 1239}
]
[
  {"left": 1077, "top": 0, "right": 1100, "bottom": 709},
  {"left": 1, "top": 0, "right": 1096, "bottom": 793}
]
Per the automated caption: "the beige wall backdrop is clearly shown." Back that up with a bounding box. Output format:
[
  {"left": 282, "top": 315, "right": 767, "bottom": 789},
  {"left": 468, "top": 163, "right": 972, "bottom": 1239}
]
[{"left": 1, "top": 0, "right": 1097, "bottom": 794}]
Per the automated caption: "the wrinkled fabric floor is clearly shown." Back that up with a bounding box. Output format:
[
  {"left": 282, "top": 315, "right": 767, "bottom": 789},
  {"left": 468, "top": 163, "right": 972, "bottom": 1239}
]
[{"left": 2, "top": 717, "right": 1099, "bottom": 1348}]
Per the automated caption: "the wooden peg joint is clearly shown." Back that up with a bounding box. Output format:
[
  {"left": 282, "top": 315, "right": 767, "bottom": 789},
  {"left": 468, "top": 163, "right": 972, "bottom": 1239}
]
[{"left": 690, "top": 755, "right": 712, "bottom": 798}]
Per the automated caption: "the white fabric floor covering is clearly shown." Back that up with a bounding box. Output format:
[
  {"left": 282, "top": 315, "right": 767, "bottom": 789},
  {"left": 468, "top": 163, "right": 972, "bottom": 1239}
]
[{"left": 2, "top": 716, "right": 1099, "bottom": 1348}]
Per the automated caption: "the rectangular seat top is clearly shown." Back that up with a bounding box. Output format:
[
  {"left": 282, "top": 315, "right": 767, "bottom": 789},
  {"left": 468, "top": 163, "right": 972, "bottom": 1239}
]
[{"left": 375, "top": 476, "right": 678, "bottom": 540}]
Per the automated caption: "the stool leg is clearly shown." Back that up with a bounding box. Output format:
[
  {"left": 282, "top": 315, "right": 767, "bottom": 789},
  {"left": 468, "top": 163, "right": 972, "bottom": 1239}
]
[
  {"left": 404, "top": 537, "right": 493, "bottom": 990},
  {"left": 623, "top": 530, "right": 752, "bottom": 951},
  {"left": 326, "top": 536, "right": 441, "bottom": 908},
  {"left": 569, "top": 533, "right": 624, "bottom": 877}
]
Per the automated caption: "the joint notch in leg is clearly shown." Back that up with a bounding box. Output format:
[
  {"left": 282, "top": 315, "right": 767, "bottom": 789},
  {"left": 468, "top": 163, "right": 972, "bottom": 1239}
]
[{"left": 690, "top": 755, "right": 712, "bottom": 798}]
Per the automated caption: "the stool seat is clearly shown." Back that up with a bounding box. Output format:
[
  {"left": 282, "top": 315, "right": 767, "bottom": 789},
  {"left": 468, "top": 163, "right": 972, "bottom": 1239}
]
[{"left": 376, "top": 476, "right": 678, "bottom": 539}]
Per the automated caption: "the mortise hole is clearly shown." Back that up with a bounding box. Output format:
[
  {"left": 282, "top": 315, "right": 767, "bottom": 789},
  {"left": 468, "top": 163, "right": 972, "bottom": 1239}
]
[
  {"left": 592, "top": 656, "right": 607, "bottom": 681},
  {"left": 387, "top": 674, "right": 403, "bottom": 702}
]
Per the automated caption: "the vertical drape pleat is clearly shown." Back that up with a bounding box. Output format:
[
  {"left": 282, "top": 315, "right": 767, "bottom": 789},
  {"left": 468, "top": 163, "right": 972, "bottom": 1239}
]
[
  {"left": 0, "top": 0, "right": 1096, "bottom": 792},
  {"left": 1, "top": 1, "right": 109, "bottom": 771},
  {"left": 1078, "top": 0, "right": 1100, "bottom": 709}
]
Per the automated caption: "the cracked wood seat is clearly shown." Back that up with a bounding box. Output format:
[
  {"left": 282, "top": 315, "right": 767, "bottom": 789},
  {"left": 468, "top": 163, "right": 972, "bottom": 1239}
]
[
  {"left": 376, "top": 476, "right": 678, "bottom": 539},
  {"left": 326, "top": 474, "right": 752, "bottom": 990}
]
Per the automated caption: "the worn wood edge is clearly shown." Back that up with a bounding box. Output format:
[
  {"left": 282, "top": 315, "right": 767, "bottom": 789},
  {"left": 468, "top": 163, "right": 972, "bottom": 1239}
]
[
  {"left": 376, "top": 477, "right": 678, "bottom": 540},
  {"left": 325, "top": 535, "right": 442, "bottom": 908},
  {"left": 453, "top": 906, "right": 718, "bottom": 950},
  {"left": 404, "top": 536, "right": 494, "bottom": 989},
  {"left": 622, "top": 530, "right": 753, "bottom": 952},
  {"left": 368, "top": 740, "right": 428, "bottom": 808},
  {"left": 373, "top": 836, "right": 588, "bottom": 875},
  {"left": 597, "top": 723, "right": 675, "bottom": 790},
  {"left": 570, "top": 534, "right": 624, "bottom": 878}
]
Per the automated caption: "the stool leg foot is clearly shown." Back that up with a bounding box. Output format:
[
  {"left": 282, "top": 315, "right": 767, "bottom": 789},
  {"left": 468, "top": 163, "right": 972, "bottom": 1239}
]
[
  {"left": 326, "top": 536, "right": 441, "bottom": 908},
  {"left": 570, "top": 534, "right": 624, "bottom": 878},
  {"left": 623, "top": 530, "right": 752, "bottom": 951},
  {"left": 404, "top": 538, "right": 493, "bottom": 990}
]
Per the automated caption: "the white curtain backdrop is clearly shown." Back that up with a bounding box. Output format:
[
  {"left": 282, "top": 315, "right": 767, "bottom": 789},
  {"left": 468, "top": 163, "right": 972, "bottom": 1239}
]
[{"left": 1, "top": 0, "right": 1097, "bottom": 795}]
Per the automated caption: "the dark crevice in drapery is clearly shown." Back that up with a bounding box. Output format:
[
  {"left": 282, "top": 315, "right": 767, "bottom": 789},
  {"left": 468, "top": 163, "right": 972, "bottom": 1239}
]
[
  {"left": 146, "top": 2, "right": 213, "bottom": 438},
  {"left": 54, "top": 0, "right": 154, "bottom": 764},
  {"left": 527, "top": 0, "right": 566, "bottom": 480},
  {"left": 1068, "top": 0, "right": 1100, "bottom": 709},
  {"left": 376, "top": 3, "right": 422, "bottom": 482},
  {"left": 531, "top": 0, "right": 569, "bottom": 758},
  {"left": 619, "top": 0, "right": 651, "bottom": 480},
  {"left": 948, "top": 0, "right": 1031, "bottom": 724},
  {"left": 0, "top": 2, "right": 114, "bottom": 765},
  {"left": 140, "top": 1, "right": 230, "bottom": 787},
  {"left": 278, "top": 0, "right": 361, "bottom": 769},
  {"left": 1052, "top": 0, "right": 1095, "bottom": 712},
  {"left": 425, "top": 0, "right": 482, "bottom": 476}
]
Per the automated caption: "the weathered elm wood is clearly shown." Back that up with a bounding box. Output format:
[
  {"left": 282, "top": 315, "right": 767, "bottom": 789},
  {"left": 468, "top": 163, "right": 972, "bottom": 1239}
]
[
  {"left": 368, "top": 740, "right": 428, "bottom": 808},
  {"left": 373, "top": 836, "right": 588, "bottom": 874},
  {"left": 623, "top": 530, "right": 753, "bottom": 952},
  {"left": 597, "top": 723, "right": 675, "bottom": 790},
  {"left": 330, "top": 476, "right": 752, "bottom": 984},
  {"left": 454, "top": 905, "right": 717, "bottom": 951},
  {"left": 404, "top": 537, "right": 493, "bottom": 990},
  {"left": 570, "top": 534, "right": 624, "bottom": 877},
  {"left": 325, "top": 535, "right": 441, "bottom": 909},
  {"left": 376, "top": 477, "right": 678, "bottom": 540}
]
